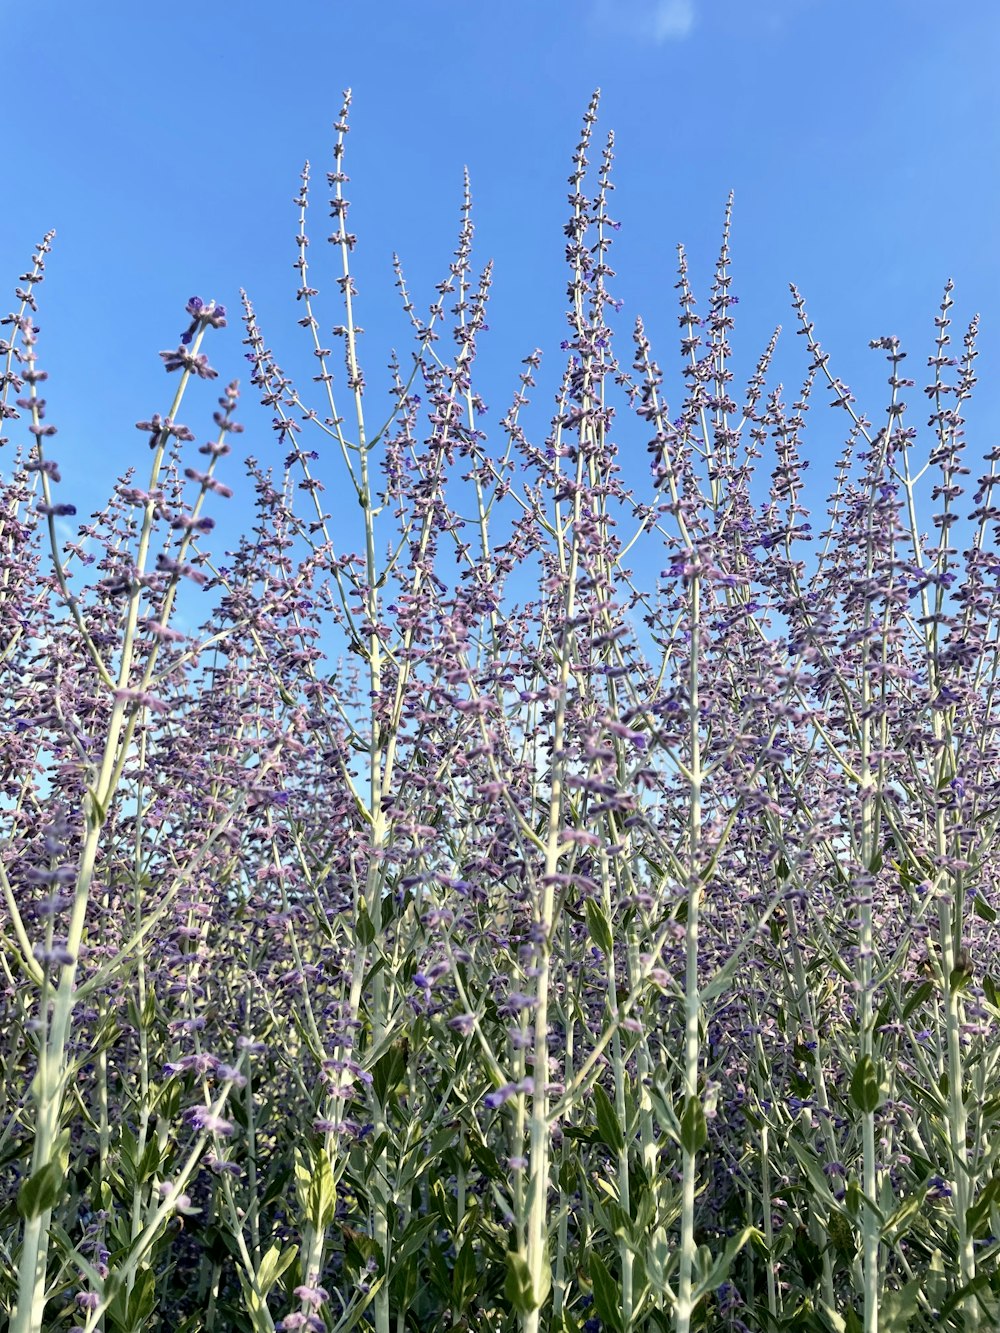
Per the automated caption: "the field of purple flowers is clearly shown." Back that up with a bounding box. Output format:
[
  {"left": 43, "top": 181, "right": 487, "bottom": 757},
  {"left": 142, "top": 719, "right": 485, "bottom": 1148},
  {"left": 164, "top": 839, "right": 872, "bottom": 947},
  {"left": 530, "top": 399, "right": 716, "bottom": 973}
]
[{"left": 2, "top": 92, "right": 999, "bottom": 1333}]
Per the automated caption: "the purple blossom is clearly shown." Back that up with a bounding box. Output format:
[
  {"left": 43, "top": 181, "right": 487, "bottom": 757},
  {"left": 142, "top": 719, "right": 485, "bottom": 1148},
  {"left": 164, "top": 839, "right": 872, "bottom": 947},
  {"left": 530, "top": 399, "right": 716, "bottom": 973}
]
[{"left": 185, "top": 1107, "right": 234, "bottom": 1136}]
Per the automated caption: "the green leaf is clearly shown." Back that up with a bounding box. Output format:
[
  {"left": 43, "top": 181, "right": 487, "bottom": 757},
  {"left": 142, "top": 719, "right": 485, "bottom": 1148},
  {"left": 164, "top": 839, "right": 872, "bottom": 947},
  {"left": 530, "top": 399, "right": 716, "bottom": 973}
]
[
  {"left": 973, "top": 895, "right": 997, "bottom": 923},
  {"left": 558, "top": 1156, "right": 579, "bottom": 1192},
  {"left": 630, "top": 1249, "right": 649, "bottom": 1308},
  {"left": 17, "top": 1160, "right": 65, "bottom": 1219},
  {"left": 117, "top": 1127, "right": 141, "bottom": 1190},
  {"left": 792, "top": 1225, "right": 824, "bottom": 1288},
  {"left": 950, "top": 963, "right": 974, "bottom": 993},
  {"left": 844, "top": 1306, "right": 864, "bottom": 1333},
  {"left": 329, "top": 1275, "right": 385, "bottom": 1332},
  {"left": 817, "top": 1305, "right": 846, "bottom": 1333},
  {"left": 924, "top": 1249, "right": 947, "bottom": 1312},
  {"left": 86, "top": 783, "right": 107, "bottom": 829},
  {"left": 898, "top": 1068, "right": 947, "bottom": 1115},
  {"left": 592, "top": 1194, "right": 629, "bottom": 1245},
  {"left": 535, "top": 1248, "right": 552, "bottom": 1311},
  {"left": 149, "top": 1077, "right": 181, "bottom": 1124},
  {"left": 504, "top": 1249, "right": 536, "bottom": 1314},
  {"left": 644, "top": 1224, "right": 674, "bottom": 1294},
  {"left": 372, "top": 1043, "right": 407, "bottom": 1105},
  {"left": 356, "top": 904, "right": 376, "bottom": 946},
  {"left": 679, "top": 1095, "right": 707, "bottom": 1156},
  {"left": 692, "top": 1226, "right": 763, "bottom": 1302},
  {"left": 137, "top": 1138, "right": 162, "bottom": 1185},
  {"left": 849, "top": 1055, "right": 880, "bottom": 1113},
  {"left": 430, "top": 1177, "right": 458, "bottom": 1231},
  {"left": 589, "top": 1252, "right": 624, "bottom": 1333},
  {"left": 592, "top": 1083, "right": 625, "bottom": 1155},
  {"left": 938, "top": 1271, "right": 996, "bottom": 1322},
  {"left": 125, "top": 1266, "right": 158, "bottom": 1330},
  {"left": 361, "top": 1131, "right": 391, "bottom": 1185},
  {"left": 966, "top": 1173, "right": 1000, "bottom": 1239},
  {"left": 452, "top": 1238, "right": 478, "bottom": 1314},
  {"left": 469, "top": 1139, "right": 502, "bottom": 1180},
  {"left": 693, "top": 1243, "right": 714, "bottom": 1288},
  {"left": 257, "top": 1242, "right": 298, "bottom": 1295},
  {"left": 647, "top": 1082, "right": 681, "bottom": 1147},
  {"left": 109, "top": 1266, "right": 163, "bottom": 1333},
  {"left": 585, "top": 899, "right": 614, "bottom": 957},
  {"left": 826, "top": 1211, "right": 857, "bottom": 1262},
  {"left": 880, "top": 1192, "right": 923, "bottom": 1242},
  {"left": 362, "top": 954, "right": 388, "bottom": 991},
  {"left": 631, "top": 1167, "right": 655, "bottom": 1234},
  {"left": 902, "top": 980, "right": 934, "bottom": 1020},
  {"left": 294, "top": 1144, "right": 337, "bottom": 1229},
  {"left": 389, "top": 1215, "right": 437, "bottom": 1274},
  {"left": 879, "top": 1277, "right": 921, "bottom": 1333}
]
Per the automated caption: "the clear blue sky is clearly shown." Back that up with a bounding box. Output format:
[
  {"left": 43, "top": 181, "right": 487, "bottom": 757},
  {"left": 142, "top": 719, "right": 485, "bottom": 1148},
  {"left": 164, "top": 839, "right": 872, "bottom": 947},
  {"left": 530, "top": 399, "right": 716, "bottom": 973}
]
[{"left": 4, "top": 0, "right": 998, "bottom": 652}]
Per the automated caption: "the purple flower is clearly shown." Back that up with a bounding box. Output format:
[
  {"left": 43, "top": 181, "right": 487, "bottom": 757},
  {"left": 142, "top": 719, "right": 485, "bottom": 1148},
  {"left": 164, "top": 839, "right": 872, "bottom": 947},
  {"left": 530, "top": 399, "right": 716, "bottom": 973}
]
[
  {"left": 164, "top": 1053, "right": 219, "bottom": 1077},
  {"left": 204, "top": 1155, "right": 241, "bottom": 1176},
  {"left": 484, "top": 1084, "right": 517, "bottom": 1110},
  {"left": 293, "top": 1284, "right": 329, "bottom": 1308},
  {"left": 33, "top": 942, "right": 75, "bottom": 967},
  {"left": 484, "top": 1078, "right": 533, "bottom": 1109},
  {"left": 157, "top": 1183, "right": 193, "bottom": 1210},
  {"left": 160, "top": 346, "right": 219, "bottom": 379},
  {"left": 185, "top": 1107, "right": 234, "bottom": 1136}
]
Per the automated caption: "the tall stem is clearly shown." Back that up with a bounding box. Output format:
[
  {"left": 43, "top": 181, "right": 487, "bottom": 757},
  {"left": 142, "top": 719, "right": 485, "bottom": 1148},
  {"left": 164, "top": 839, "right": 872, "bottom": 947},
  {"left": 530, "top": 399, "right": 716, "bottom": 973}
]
[
  {"left": 12, "top": 330, "right": 208, "bottom": 1333},
  {"left": 675, "top": 574, "right": 703, "bottom": 1333}
]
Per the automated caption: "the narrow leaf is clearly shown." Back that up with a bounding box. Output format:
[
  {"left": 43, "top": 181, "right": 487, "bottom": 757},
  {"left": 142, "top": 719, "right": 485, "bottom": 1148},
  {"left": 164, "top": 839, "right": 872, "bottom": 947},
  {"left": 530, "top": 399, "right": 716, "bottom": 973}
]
[
  {"left": 585, "top": 898, "right": 614, "bottom": 957},
  {"left": 589, "top": 1252, "right": 624, "bottom": 1333},
  {"left": 679, "top": 1095, "right": 707, "bottom": 1156},
  {"left": 592, "top": 1082, "right": 625, "bottom": 1155},
  {"left": 849, "top": 1055, "right": 880, "bottom": 1113}
]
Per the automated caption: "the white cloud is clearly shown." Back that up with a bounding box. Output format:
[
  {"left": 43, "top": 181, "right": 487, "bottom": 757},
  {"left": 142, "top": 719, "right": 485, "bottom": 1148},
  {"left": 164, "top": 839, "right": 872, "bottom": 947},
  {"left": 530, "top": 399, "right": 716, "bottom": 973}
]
[
  {"left": 591, "top": 0, "right": 696, "bottom": 43},
  {"left": 648, "top": 0, "right": 696, "bottom": 39}
]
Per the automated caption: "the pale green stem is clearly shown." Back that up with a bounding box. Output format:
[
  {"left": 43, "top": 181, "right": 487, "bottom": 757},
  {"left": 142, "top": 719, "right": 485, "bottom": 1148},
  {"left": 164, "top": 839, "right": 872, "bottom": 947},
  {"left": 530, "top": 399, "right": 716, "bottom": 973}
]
[
  {"left": 674, "top": 574, "right": 703, "bottom": 1333},
  {"left": 603, "top": 861, "right": 633, "bottom": 1330},
  {"left": 11, "top": 320, "right": 214, "bottom": 1333}
]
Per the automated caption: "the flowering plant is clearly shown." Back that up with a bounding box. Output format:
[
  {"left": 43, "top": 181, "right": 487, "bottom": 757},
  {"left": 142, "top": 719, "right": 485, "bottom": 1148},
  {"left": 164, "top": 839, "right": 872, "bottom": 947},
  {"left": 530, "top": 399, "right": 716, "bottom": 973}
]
[{"left": 2, "top": 91, "right": 998, "bottom": 1333}]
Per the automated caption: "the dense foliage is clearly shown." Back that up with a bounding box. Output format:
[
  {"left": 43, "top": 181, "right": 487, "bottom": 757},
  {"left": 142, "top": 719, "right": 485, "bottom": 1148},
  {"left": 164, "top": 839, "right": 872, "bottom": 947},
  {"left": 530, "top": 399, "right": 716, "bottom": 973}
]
[{"left": 2, "top": 92, "right": 999, "bottom": 1333}]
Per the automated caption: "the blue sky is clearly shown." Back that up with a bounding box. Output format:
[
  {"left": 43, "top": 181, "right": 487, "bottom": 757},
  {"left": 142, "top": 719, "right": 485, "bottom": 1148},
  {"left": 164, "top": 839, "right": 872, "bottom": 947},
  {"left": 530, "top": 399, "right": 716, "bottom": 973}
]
[{"left": 4, "top": 0, "right": 998, "bottom": 659}]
